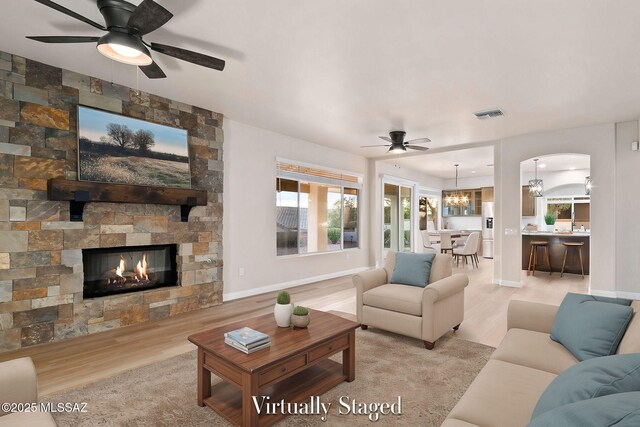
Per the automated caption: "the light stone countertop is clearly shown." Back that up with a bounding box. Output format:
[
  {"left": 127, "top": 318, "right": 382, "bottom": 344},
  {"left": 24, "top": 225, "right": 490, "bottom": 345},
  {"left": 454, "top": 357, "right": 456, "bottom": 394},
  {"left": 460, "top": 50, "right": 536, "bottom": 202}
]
[{"left": 521, "top": 231, "right": 590, "bottom": 237}]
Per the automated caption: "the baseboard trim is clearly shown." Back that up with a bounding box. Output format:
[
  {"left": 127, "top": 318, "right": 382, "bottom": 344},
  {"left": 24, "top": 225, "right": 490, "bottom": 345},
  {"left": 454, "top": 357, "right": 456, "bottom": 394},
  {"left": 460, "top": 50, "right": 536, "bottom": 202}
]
[
  {"left": 496, "top": 279, "right": 522, "bottom": 288},
  {"left": 223, "top": 266, "right": 372, "bottom": 301},
  {"left": 616, "top": 291, "right": 640, "bottom": 300}
]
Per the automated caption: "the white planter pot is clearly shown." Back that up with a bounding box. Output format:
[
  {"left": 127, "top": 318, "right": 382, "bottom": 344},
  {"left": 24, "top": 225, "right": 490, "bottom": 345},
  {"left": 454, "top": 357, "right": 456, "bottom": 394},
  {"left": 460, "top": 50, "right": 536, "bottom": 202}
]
[
  {"left": 274, "top": 303, "right": 293, "bottom": 327},
  {"left": 546, "top": 224, "right": 555, "bottom": 232}
]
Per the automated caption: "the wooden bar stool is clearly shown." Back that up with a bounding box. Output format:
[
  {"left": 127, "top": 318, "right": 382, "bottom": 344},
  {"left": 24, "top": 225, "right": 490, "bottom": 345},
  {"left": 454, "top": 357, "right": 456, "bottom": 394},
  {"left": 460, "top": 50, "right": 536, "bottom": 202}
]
[
  {"left": 561, "top": 242, "right": 585, "bottom": 279},
  {"left": 528, "top": 241, "right": 552, "bottom": 276}
]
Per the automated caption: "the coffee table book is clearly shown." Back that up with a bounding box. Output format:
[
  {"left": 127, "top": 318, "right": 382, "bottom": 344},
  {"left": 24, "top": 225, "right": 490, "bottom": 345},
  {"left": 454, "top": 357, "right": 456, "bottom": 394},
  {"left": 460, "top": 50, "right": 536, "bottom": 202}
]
[
  {"left": 188, "top": 309, "right": 359, "bottom": 427},
  {"left": 224, "top": 327, "right": 270, "bottom": 346},
  {"left": 225, "top": 337, "right": 271, "bottom": 354}
]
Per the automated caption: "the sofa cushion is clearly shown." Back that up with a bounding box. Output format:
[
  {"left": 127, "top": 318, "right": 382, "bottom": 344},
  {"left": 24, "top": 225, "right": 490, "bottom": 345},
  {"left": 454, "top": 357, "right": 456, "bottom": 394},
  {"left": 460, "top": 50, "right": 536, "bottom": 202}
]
[
  {"left": 531, "top": 353, "right": 640, "bottom": 419},
  {"left": 390, "top": 252, "right": 435, "bottom": 287},
  {"left": 618, "top": 300, "right": 640, "bottom": 354},
  {"left": 527, "top": 392, "right": 640, "bottom": 427},
  {"left": 491, "top": 329, "right": 578, "bottom": 375},
  {"left": 447, "top": 359, "right": 557, "bottom": 427},
  {"left": 550, "top": 293, "right": 634, "bottom": 361},
  {"left": 0, "top": 411, "right": 57, "bottom": 427},
  {"left": 384, "top": 252, "right": 452, "bottom": 284},
  {"left": 441, "top": 419, "right": 480, "bottom": 427},
  {"left": 362, "top": 284, "right": 423, "bottom": 316}
]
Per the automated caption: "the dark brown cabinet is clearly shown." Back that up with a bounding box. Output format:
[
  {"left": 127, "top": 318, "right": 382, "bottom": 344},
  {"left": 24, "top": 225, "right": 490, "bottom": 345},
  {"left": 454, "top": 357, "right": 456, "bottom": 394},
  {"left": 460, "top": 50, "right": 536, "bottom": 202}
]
[{"left": 522, "top": 186, "right": 536, "bottom": 217}]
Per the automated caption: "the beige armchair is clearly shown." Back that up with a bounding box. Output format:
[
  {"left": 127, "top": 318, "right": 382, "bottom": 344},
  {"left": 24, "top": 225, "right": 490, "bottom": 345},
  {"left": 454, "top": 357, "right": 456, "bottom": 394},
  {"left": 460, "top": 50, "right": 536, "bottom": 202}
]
[
  {"left": 0, "top": 357, "right": 56, "bottom": 426},
  {"left": 353, "top": 252, "right": 468, "bottom": 349}
]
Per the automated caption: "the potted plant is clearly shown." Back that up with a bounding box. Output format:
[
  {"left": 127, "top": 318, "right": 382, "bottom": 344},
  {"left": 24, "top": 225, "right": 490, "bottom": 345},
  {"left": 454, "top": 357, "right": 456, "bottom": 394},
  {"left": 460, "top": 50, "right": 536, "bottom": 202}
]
[
  {"left": 274, "top": 291, "right": 293, "bottom": 327},
  {"left": 291, "top": 306, "right": 310, "bottom": 328},
  {"left": 544, "top": 212, "right": 556, "bottom": 232}
]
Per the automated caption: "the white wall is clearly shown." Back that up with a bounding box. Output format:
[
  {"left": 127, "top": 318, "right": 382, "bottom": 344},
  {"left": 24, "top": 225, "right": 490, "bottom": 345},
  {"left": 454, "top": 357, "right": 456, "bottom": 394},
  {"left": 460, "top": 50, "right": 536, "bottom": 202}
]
[
  {"left": 442, "top": 175, "right": 494, "bottom": 189},
  {"left": 445, "top": 216, "right": 482, "bottom": 230},
  {"left": 223, "top": 120, "right": 370, "bottom": 300},
  {"left": 494, "top": 123, "right": 616, "bottom": 293},
  {"left": 615, "top": 121, "right": 640, "bottom": 296}
]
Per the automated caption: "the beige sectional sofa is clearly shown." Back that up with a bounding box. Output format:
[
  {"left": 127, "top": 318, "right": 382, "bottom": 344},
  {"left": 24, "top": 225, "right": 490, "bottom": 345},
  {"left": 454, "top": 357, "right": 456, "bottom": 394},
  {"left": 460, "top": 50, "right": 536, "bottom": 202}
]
[
  {"left": 0, "top": 357, "right": 56, "bottom": 427},
  {"left": 442, "top": 299, "right": 640, "bottom": 427}
]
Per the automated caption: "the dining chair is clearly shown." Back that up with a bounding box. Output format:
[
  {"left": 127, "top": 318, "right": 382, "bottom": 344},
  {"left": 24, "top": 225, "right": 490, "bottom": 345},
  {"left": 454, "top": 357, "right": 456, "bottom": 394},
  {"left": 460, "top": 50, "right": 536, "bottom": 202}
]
[
  {"left": 421, "top": 230, "right": 439, "bottom": 253},
  {"left": 453, "top": 232, "right": 480, "bottom": 268},
  {"left": 440, "top": 232, "right": 454, "bottom": 254}
]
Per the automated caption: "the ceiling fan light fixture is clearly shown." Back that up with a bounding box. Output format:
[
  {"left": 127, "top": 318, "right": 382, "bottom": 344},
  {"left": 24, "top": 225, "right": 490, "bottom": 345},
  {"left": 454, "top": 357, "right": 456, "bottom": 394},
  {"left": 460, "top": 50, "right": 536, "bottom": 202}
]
[
  {"left": 388, "top": 144, "right": 407, "bottom": 154},
  {"left": 97, "top": 32, "right": 152, "bottom": 66}
]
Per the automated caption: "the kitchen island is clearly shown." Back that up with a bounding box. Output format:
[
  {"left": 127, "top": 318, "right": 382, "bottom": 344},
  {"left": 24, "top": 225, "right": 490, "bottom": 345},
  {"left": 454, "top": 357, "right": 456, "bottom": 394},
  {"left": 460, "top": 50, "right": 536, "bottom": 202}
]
[{"left": 521, "top": 231, "right": 590, "bottom": 275}]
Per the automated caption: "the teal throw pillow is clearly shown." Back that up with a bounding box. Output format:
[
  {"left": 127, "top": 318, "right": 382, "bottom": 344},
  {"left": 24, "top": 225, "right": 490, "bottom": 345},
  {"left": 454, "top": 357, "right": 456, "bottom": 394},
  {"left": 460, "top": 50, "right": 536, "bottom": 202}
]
[
  {"left": 390, "top": 252, "right": 436, "bottom": 288},
  {"left": 550, "top": 293, "right": 634, "bottom": 361},
  {"left": 527, "top": 392, "right": 640, "bottom": 427},
  {"left": 531, "top": 353, "right": 640, "bottom": 419}
]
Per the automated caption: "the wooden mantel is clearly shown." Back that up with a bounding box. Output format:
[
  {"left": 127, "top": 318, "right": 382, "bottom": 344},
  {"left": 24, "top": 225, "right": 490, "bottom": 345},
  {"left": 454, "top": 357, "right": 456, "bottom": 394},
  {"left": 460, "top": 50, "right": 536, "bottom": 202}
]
[{"left": 48, "top": 179, "right": 207, "bottom": 222}]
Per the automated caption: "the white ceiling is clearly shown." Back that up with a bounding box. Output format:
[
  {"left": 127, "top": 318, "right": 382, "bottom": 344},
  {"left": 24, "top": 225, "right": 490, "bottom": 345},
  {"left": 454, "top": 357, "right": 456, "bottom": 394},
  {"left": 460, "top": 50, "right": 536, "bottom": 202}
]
[
  {"left": 383, "top": 148, "right": 590, "bottom": 179},
  {"left": 384, "top": 146, "right": 495, "bottom": 179},
  {"left": 3, "top": 1, "right": 640, "bottom": 157},
  {"left": 520, "top": 154, "right": 590, "bottom": 174}
]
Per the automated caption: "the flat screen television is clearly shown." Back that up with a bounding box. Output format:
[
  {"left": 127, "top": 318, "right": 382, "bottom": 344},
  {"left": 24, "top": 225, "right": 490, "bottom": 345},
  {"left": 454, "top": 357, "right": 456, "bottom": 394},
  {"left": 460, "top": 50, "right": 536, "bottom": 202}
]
[{"left": 77, "top": 105, "right": 191, "bottom": 189}]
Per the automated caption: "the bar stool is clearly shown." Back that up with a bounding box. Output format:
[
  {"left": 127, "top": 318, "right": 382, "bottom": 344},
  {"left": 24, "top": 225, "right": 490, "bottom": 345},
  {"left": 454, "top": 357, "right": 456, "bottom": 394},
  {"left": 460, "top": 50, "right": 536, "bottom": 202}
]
[
  {"left": 528, "top": 241, "right": 551, "bottom": 276},
  {"left": 561, "top": 242, "right": 585, "bottom": 279}
]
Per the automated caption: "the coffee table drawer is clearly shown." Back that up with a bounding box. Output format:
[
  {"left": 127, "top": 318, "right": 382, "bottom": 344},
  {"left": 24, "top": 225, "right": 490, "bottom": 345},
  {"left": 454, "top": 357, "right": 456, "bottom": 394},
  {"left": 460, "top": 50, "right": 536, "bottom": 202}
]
[
  {"left": 259, "top": 354, "right": 307, "bottom": 386},
  {"left": 309, "top": 334, "right": 349, "bottom": 363}
]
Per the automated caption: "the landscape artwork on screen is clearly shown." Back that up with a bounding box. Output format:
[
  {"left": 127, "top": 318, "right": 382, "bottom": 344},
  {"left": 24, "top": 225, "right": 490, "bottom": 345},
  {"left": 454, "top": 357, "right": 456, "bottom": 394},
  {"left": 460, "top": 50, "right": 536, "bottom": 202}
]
[{"left": 78, "top": 106, "right": 191, "bottom": 188}]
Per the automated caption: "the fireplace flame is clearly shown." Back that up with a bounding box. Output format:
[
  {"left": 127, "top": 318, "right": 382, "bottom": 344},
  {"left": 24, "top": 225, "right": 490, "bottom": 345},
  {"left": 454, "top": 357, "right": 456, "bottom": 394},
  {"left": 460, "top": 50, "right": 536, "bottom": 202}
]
[
  {"left": 115, "top": 256, "right": 126, "bottom": 278},
  {"left": 135, "top": 254, "right": 149, "bottom": 281}
]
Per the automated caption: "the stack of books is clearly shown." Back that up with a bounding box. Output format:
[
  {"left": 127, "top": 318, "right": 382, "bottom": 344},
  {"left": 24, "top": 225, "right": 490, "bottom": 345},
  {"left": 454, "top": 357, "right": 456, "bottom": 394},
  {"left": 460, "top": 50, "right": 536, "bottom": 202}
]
[{"left": 224, "top": 327, "right": 271, "bottom": 354}]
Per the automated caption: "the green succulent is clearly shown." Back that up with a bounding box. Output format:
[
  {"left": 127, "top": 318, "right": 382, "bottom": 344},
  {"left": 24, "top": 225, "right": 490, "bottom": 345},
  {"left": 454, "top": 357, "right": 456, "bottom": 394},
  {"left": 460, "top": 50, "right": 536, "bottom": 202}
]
[
  {"left": 276, "top": 291, "right": 290, "bottom": 305},
  {"left": 293, "top": 306, "right": 309, "bottom": 316},
  {"left": 544, "top": 212, "right": 556, "bottom": 225}
]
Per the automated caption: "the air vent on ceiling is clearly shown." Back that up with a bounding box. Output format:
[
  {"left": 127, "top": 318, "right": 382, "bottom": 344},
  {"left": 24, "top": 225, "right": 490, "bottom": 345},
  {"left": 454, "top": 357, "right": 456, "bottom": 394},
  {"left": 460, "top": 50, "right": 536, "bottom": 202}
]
[{"left": 474, "top": 109, "right": 505, "bottom": 120}]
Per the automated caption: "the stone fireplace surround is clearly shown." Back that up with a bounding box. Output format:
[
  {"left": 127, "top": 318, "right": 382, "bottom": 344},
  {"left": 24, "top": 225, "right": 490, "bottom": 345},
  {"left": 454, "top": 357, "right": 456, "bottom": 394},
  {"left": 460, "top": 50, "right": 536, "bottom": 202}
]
[{"left": 0, "top": 50, "right": 223, "bottom": 351}]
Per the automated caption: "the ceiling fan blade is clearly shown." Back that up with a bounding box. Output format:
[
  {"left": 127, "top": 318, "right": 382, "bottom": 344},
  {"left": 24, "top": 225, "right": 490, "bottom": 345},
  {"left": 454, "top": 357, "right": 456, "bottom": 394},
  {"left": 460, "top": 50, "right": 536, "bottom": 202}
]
[
  {"left": 127, "top": 0, "right": 173, "bottom": 35},
  {"left": 26, "top": 36, "right": 100, "bottom": 43},
  {"left": 139, "top": 61, "right": 167, "bottom": 79},
  {"left": 406, "top": 145, "right": 430, "bottom": 152},
  {"left": 405, "top": 137, "right": 431, "bottom": 144},
  {"left": 378, "top": 136, "right": 393, "bottom": 143},
  {"left": 34, "top": 0, "right": 106, "bottom": 31},
  {"left": 361, "top": 144, "right": 391, "bottom": 148},
  {"left": 149, "top": 42, "right": 225, "bottom": 71}
]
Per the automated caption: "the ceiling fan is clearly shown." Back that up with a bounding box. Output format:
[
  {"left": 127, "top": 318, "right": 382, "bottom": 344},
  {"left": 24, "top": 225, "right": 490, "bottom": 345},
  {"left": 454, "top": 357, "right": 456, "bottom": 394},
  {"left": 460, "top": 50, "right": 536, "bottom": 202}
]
[
  {"left": 361, "top": 131, "right": 431, "bottom": 153},
  {"left": 26, "top": 0, "right": 225, "bottom": 79}
]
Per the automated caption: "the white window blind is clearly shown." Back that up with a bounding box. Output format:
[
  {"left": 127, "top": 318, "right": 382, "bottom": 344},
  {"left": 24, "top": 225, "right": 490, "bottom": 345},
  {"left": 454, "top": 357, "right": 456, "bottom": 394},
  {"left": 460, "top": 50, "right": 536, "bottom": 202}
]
[{"left": 276, "top": 160, "right": 363, "bottom": 189}]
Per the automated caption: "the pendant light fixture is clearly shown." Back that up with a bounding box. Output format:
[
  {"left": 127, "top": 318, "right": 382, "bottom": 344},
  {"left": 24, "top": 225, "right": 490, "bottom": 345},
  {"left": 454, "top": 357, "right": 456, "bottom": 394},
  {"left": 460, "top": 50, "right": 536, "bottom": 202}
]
[
  {"left": 445, "top": 164, "right": 469, "bottom": 207},
  {"left": 585, "top": 176, "right": 592, "bottom": 195},
  {"left": 529, "top": 159, "right": 544, "bottom": 197}
]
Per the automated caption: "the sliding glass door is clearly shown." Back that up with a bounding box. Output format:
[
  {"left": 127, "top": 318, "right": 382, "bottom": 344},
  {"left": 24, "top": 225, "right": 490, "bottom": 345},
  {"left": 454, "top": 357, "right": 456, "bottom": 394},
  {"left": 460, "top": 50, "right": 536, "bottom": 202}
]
[{"left": 383, "top": 182, "right": 413, "bottom": 255}]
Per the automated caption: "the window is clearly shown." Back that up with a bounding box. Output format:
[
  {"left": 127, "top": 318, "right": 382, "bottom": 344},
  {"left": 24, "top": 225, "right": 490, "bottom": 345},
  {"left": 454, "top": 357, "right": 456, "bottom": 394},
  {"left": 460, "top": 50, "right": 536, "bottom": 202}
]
[
  {"left": 383, "top": 183, "right": 413, "bottom": 253},
  {"left": 276, "top": 161, "right": 362, "bottom": 256},
  {"left": 546, "top": 196, "right": 591, "bottom": 230},
  {"left": 419, "top": 196, "right": 439, "bottom": 231}
]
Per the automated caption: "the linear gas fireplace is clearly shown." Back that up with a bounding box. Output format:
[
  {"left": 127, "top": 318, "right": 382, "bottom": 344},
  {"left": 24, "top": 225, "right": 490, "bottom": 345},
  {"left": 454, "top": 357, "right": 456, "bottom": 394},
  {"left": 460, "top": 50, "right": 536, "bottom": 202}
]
[{"left": 83, "top": 244, "right": 178, "bottom": 299}]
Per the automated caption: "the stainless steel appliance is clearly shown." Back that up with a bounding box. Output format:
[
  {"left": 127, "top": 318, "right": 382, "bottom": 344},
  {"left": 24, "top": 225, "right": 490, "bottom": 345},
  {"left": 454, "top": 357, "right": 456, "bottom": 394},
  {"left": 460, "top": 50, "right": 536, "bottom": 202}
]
[{"left": 482, "top": 202, "right": 494, "bottom": 259}]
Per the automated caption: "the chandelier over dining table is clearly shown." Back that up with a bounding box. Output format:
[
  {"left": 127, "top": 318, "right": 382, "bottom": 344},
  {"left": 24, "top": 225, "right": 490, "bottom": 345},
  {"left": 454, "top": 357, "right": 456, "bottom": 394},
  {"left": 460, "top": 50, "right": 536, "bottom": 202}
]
[{"left": 446, "top": 164, "right": 469, "bottom": 207}]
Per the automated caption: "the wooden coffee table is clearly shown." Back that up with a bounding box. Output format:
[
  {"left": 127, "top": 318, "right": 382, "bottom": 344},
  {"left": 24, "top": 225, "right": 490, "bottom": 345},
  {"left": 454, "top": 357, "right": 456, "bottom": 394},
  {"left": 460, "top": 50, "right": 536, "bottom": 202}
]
[{"left": 188, "top": 309, "right": 359, "bottom": 427}]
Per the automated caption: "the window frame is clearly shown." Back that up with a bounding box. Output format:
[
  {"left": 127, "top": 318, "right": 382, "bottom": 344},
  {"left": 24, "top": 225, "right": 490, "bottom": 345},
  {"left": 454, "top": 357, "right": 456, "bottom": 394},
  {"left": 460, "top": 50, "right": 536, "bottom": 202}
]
[{"left": 276, "top": 159, "right": 363, "bottom": 257}]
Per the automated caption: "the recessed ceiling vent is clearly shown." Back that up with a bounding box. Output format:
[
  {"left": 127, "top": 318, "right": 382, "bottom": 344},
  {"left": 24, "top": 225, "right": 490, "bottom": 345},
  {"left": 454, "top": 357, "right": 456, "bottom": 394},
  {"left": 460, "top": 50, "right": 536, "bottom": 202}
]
[{"left": 474, "top": 109, "right": 505, "bottom": 120}]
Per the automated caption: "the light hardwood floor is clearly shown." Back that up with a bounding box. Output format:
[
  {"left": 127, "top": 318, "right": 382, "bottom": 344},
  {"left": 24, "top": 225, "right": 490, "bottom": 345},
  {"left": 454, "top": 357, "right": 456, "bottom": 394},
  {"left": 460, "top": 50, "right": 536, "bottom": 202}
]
[{"left": 0, "top": 257, "right": 588, "bottom": 397}]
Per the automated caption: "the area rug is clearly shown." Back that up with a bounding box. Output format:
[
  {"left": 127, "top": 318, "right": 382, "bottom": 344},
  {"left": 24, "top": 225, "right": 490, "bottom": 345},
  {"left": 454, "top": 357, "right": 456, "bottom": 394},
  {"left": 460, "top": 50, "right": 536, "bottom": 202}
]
[{"left": 45, "top": 330, "right": 493, "bottom": 427}]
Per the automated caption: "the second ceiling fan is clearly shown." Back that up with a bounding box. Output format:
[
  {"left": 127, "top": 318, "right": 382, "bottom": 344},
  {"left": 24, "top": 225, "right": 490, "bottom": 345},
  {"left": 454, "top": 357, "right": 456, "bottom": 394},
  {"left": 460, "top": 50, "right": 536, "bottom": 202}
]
[{"left": 361, "top": 131, "right": 431, "bottom": 153}]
